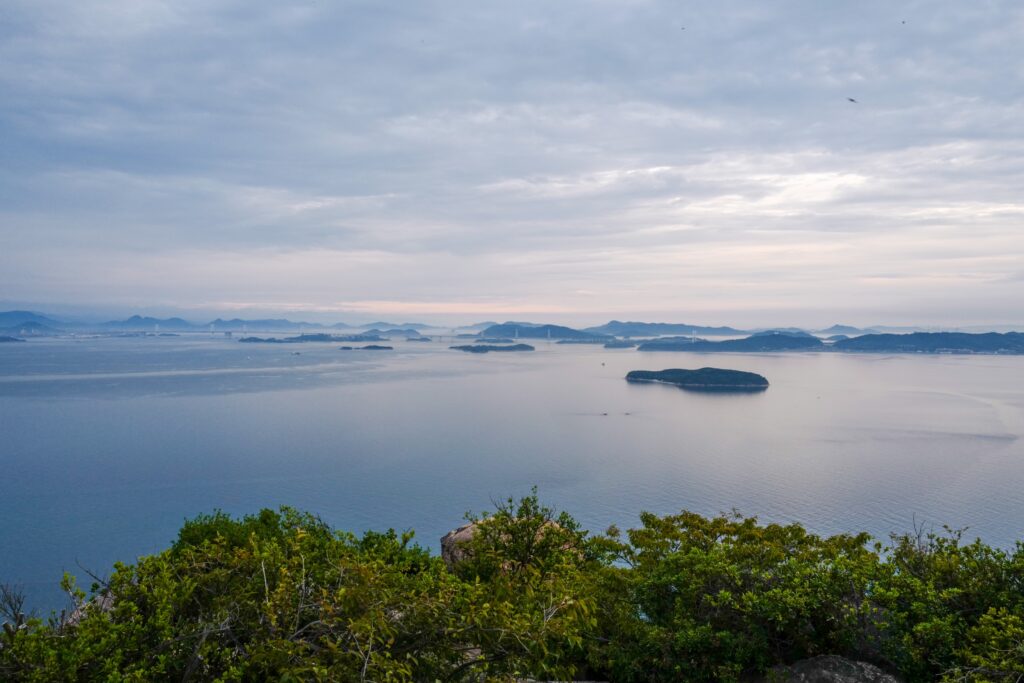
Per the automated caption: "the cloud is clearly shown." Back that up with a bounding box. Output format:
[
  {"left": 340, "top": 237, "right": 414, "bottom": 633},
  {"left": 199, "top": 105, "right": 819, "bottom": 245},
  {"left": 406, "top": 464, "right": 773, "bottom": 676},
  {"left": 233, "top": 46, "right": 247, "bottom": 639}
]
[{"left": 1, "top": 0, "right": 1023, "bottom": 325}]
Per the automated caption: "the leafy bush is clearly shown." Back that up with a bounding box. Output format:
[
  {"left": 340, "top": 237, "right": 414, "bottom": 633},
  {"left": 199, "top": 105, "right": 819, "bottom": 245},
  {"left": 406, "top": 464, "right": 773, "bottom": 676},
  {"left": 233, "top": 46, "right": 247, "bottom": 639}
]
[
  {"left": 3, "top": 494, "right": 1024, "bottom": 682},
  {"left": 590, "top": 511, "right": 881, "bottom": 682}
]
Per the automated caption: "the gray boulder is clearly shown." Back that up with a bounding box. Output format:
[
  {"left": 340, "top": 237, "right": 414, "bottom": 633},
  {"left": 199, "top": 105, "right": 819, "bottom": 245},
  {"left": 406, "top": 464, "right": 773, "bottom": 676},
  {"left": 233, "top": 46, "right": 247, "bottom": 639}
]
[
  {"left": 757, "top": 656, "right": 901, "bottom": 683},
  {"left": 440, "top": 522, "right": 479, "bottom": 568}
]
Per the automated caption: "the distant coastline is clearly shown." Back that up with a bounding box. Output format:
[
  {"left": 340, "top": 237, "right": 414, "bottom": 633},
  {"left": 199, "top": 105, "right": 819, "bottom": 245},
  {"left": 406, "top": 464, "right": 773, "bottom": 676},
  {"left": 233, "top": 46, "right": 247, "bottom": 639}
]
[{"left": 2, "top": 310, "right": 1023, "bottom": 356}]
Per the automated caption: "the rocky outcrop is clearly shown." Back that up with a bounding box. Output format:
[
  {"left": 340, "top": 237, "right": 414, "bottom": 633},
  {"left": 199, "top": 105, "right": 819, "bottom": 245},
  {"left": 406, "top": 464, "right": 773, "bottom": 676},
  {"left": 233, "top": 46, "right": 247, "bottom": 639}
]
[
  {"left": 754, "top": 656, "right": 902, "bottom": 683},
  {"left": 440, "top": 522, "right": 479, "bottom": 568},
  {"left": 439, "top": 519, "right": 568, "bottom": 570}
]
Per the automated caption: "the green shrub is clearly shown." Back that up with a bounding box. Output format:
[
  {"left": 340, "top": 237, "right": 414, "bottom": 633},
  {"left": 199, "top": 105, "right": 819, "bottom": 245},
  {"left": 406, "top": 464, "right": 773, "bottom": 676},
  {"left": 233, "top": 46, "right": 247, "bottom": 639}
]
[{"left": 3, "top": 494, "right": 1024, "bottom": 682}]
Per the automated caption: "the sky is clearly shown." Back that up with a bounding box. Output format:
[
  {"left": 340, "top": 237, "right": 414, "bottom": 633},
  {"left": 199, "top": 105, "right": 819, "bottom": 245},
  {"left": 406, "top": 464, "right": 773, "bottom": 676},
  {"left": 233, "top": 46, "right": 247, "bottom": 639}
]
[{"left": 1, "top": 0, "right": 1023, "bottom": 327}]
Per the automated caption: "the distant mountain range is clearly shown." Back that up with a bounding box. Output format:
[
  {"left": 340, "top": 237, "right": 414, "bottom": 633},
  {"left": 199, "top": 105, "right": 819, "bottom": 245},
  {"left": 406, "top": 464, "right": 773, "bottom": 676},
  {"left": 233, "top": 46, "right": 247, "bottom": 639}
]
[
  {"left": 638, "top": 333, "right": 825, "bottom": 352},
  {"left": 361, "top": 321, "right": 429, "bottom": 330},
  {"left": 1, "top": 311, "right": 1021, "bottom": 350},
  {"left": 0, "top": 310, "right": 431, "bottom": 334},
  {"left": 584, "top": 321, "right": 748, "bottom": 337},
  {"left": 0, "top": 310, "right": 59, "bottom": 325},
  {"left": 833, "top": 332, "right": 1024, "bottom": 354},
  {"left": 814, "top": 324, "right": 879, "bottom": 335},
  {"left": 0, "top": 310, "right": 66, "bottom": 334},
  {"left": 479, "top": 323, "right": 611, "bottom": 340},
  {"left": 208, "top": 318, "right": 342, "bottom": 331},
  {"left": 635, "top": 331, "right": 1024, "bottom": 355},
  {"left": 750, "top": 329, "right": 817, "bottom": 338}
]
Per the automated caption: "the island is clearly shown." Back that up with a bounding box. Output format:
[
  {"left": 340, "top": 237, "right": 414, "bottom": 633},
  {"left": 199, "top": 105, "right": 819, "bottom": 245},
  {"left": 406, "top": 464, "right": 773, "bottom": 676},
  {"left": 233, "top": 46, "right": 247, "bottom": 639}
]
[
  {"left": 585, "top": 320, "right": 748, "bottom": 337},
  {"left": 450, "top": 344, "right": 535, "bottom": 354},
  {"left": 626, "top": 367, "right": 769, "bottom": 392},
  {"left": 637, "top": 333, "right": 825, "bottom": 352},
  {"left": 479, "top": 323, "right": 611, "bottom": 341},
  {"left": 240, "top": 334, "right": 330, "bottom": 343},
  {"left": 333, "top": 333, "right": 388, "bottom": 342},
  {"left": 832, "top": 331, "right": 1024, "bottom": 354},
  {"left": 634, "top": 330, "right": 1024, "bottom": 355},
  {"left": 0, "top": 335, "right": 25, "bottom": 343},
  {"left": 364, "top": 328, "right": 418, "bottom": 337},
  {"left": 603, "top": 340, "right": 637, "bottom": 349},
  {"left": 240, "top": 333, "right": 387, "bottom": 344},
  {"left": 339, "top": 345, "right": 393, "bottom": 350}
]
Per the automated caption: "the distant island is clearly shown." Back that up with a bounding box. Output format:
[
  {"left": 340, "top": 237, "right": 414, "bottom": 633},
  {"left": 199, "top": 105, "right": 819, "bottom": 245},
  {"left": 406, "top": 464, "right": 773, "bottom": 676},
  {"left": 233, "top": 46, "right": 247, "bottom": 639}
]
[
  {"left": 479, "top": 323, "right": 611, "bottom": 341},
  {"left": 366, "top": 328, "right": 419, "bottom": 337},
  {"left": 2, "top": 309, "right": 1022, "bottom": 355},
  {"left": 0, "top": 310, "right": 438, "bottom": 335},
  {"left": 339, "top": 332, "right": 391, "bottom": 342},
  {"left": 209, "top": 318, "right": 333, "bottom": 332},
  {"left": 236, "top": 333, "right": 344, "bottom": 344},
  {"left": 814, "top": 324, "right": 876, "bottom": 336},
  {"left": 585, "top": 320, "right": 749, "bottom": 337},
  {"left": 626, "top": 367, "right": 769, "bottom": 391},
  {"left": 450, "top": 344, "right": 535, "bottom": 353},
  {"left": 832, "top": 331, "right": 1024, "bottom": 354},
  {"left": 338, "top": 345, "right": 394, "bottom": 351},
  {"left": 361, "top": 321, "right": 428, "bottom": 331},
  {"left": 240, "top": 333, "right": 387, "bottom": 344},
  {"left": 0, "top": 335, "right": 25, "bottom": 343},
  {"left": 631, "top": 331, "right": 1024, "bottom": 355},
  {"left": 638, "top": 333, "right": 825, "bottom": 352},
  {"left": 750, "top": 329, "right": 817, "bottom": 338}
]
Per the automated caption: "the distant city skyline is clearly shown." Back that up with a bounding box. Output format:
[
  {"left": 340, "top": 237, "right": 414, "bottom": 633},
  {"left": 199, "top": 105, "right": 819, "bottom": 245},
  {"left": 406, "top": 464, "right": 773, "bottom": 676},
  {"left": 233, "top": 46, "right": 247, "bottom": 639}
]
[{"left": 2, "top": 1, "right": 1023, "bottom": 327}]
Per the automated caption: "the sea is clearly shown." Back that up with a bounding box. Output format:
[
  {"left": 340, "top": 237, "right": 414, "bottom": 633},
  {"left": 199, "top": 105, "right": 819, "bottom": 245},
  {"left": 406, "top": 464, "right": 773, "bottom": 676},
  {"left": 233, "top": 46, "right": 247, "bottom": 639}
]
[{"left": 2, "top": 334, "right": 1024, "bottom": 611}]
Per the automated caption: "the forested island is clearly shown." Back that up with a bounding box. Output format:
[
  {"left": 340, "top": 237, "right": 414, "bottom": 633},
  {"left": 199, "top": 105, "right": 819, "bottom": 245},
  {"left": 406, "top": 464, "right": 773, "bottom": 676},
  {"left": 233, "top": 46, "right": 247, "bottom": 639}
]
[
  {"left": 638, "top": 333, "right": 825, "bottom": 352},
  {"left": 3, "top": 493, "right": 1022, "bottom": 682},
  {"left": 626, "top": 367, "right": 769, "bottom": 391},
  {"left": 635, "top": 331, "right": 1024, "bottom": 355},
  {"left": 240, "top": 333, "right": 388, "bottom": 344},
  {"left": 0, "top": 336, "right": 24, "bottom": 343},
  {"left": 833, "top": 331, "right": 1024, "bottom": 353},
  {"left": 585, "top": 320, "right": 749, "bottom": 336},
  {"left": 450, "top": 343, "right": 535, "bottom": 353},
  {"left": 478, "top": 323, "right": 611, "bottom": 341}
]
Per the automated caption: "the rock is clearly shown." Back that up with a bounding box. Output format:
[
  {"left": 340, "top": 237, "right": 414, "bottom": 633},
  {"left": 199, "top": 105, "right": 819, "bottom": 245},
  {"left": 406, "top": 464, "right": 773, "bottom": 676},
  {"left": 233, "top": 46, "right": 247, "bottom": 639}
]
[
  {"left": 755, "top": 656, "right": 902, "bottom": 683},
  {"left": 440, "top": 519, "right": 571, "bottom": 571},
  {"left": 63, "top": 591, "right": 115, "bottom": 628},
  {"left": 440, "top": 522, "right": 479, "bottom": 568}
]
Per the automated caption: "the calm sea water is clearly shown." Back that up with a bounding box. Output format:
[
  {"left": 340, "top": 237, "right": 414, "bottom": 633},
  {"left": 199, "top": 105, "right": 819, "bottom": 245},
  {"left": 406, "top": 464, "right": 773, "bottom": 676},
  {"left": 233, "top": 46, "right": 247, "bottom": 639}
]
[{"left": 3, "top": 336, "right": 1024, "bottom": 610}]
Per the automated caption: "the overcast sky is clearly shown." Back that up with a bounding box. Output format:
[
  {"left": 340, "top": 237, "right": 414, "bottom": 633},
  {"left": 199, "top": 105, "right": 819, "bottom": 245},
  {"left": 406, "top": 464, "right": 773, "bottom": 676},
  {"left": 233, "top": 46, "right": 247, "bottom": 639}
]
[{"left": 2, "top": 0, "right": 1023, "bottom": 326}]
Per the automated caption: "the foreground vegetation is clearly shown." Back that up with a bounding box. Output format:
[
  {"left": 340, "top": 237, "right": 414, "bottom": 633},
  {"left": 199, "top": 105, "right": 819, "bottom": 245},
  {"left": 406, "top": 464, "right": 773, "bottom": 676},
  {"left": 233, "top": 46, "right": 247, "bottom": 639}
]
[{"left": 3, "top": 493, "right": 1024, "bottom": 681}]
